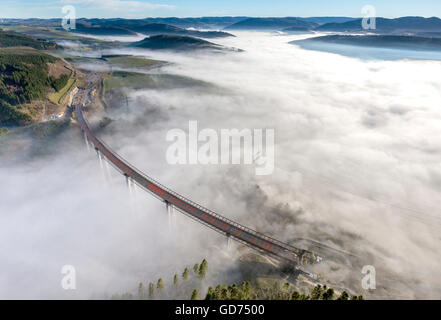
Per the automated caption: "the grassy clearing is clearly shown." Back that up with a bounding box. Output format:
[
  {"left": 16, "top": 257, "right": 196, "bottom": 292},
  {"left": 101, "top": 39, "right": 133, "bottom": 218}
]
[
  {"left": 0, "top": 25, "right": 112, "bottom": 45},
  {"left": 48, "top": 68, "right": 76, "bottom": 105},
  {"left": 48, "top": 78, "right": 75, "bottom": 104},
  {"left": 104, "top": 71, "right": 209, "bottom": 91},
  {"left": 103, "top": 56, "right": 160, "bottom": 68},
  {"left": 0, "top": 47, "right": 39, "bottom": 54},
  {"left": 0, "top": 25, "right": 81, "bottom": 40}
]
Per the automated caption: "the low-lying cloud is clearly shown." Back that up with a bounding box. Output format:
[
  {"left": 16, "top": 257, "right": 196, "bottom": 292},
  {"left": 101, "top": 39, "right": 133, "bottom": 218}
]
[{"left": 1, "top": 31, "right": 441, "bottom": 299}]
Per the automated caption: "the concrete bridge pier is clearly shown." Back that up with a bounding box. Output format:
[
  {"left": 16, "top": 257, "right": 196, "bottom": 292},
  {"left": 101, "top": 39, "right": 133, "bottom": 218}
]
[
  {"left": 226, "top": 234, "right": 232, "bottom": 249},
  {"left": 166, "top": 202, "right": 176, "bottom": 228},
  {"left": 84, "top": 131, "right": 90, "bottom": 151},
  {"left": 96, "top": 149, "right": 104, "bottom": 169},
  {"left": 166, "top": 201, "right": 171, "bottom": 225},
  {"left": 125, "top": 174, "right": 130, "bottom": 188},
  {"left": 129, "top": 178, "right": 137, "bottom": 198},
  {"left": 125, "top": 175, "right": 135, "bottom": 195},
  {"left": 125, "top": 175, "right": 138, "bottom": 215},
  {"left": 103, "top": 159, "right": 112, "bottom": 182},
  {"left": 96, "top": 149, "right": 109, "bottom": 182}
]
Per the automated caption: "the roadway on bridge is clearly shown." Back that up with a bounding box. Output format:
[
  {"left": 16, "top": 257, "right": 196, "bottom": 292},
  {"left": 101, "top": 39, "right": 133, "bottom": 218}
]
[{"left": 75, "top": 104, "right": 322, "bottom": 276}]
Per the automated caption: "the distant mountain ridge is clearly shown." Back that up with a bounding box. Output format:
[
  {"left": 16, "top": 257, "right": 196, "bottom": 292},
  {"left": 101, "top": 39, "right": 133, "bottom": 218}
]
[
  {"left": 293, "top": 34, "right": 441, "bottom": 51},
  {"left": 125, "top": 23, "right": 234, "bottom": 38},
  {"left": 73, "top": 22, "right": 137, "bottom": 36},
  {"left": 2, "top": 16, "right": 440, "bottom": 36},
  {"left": 0, "top": 17, "right": 355, "bottom": 29},
  {"left": 296, "top": 17, "right": 356, "bottom": 25},
  {"left": 224, "top": 16, "right": 441, "bottom": 33},
  {"left": 317, "top": 16, "right": 441, "bottom": 33},
  {"left": 225, "top": 17, "right": 318, "bottom": 31},
  {"left": 73, "top": 19, "right": 234, "bottom": 38}
]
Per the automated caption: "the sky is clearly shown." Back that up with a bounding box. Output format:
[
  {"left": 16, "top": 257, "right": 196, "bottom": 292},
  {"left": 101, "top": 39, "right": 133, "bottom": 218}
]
[{"left": 0, "top": 0, "right": 440, "bottom": 19}]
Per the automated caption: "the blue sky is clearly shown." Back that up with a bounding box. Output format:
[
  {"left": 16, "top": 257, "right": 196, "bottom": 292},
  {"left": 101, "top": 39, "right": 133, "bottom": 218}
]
[{"left": 0, "top": 0, "right": 440, "bottom": 19}]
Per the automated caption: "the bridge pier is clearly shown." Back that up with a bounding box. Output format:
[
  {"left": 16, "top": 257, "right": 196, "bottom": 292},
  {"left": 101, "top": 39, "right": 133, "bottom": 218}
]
[
  {"left": 103, "top": 159, "right": 112, "bottom": 182},
  {"left": 96, "top": 149, "right": 109, "bottom": 182},
  {"left": 125, "top": 174, "right": 130, "bottom": 187},
  {"left": 166, "top": 201, "right": 176, "bottom": 228},
  {"left": 125, "top": 175, "right": 138, "bottom": 215},
  {"left": 96, "top": 149, "right": 104, "bottom": 169},
  {"left": 125, "top": 174, "right": 135, "bottom": 196},
  {"left": 84, "top": 131, "right": 90, "bottom": 151},
  {"left": 130, "top": 178, "right": 136, "bottom": 198},
  {"left": 226, "top": 234, "right": 232, "bottom": 249}
]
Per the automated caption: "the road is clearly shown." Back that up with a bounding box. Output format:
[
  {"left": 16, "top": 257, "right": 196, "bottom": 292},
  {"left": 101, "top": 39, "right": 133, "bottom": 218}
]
[{"left": 72, "top": 70, "right": 322, "bottom": 276}]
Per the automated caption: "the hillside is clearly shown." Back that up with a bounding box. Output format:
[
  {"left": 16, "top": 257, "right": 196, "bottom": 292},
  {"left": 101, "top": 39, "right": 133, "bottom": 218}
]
[
  {"left": 2, "top": 17, "right": 358, "bottom": 30},
  {"left": 128, "top": 23, "right": 234, "bottom": 38},
  {"left": 0, "top": 30, "right": 58, "bottom": 49},
  {"left": 0, "top": 49, "right": 72, "bottom": 125},
  {"left": 283, "top": 26, "right": 315, "bottom": 32},
  {"left": 141, "top": 17, "right": 248, "bottom": 29},
  {"left": 129, "top": 35, "right": 225, "bottom": 51},
  {"left": 73, "top": 22, "right": 137, "bottom": 36},
  {"left": 294, "top": 35, "right": 441, "bottom": 51},
  {"left": 317, "top": 16, "right": 441, "bottom": 34},
  {"left": 81, "top": 17, "right": 247, "bottom": 30},
  {"left": 72, "top": 20, "right": 234, "bottom": 38},
  {"left": 225, "top": 17, "right": 318, "bottom": 31},
  {"left": 297, "top": 17, "right": 356, "bottom": 25}
]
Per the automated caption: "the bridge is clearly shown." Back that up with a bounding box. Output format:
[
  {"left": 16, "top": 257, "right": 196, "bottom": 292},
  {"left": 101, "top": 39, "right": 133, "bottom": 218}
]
[{"left": 75, "top": 104, "right": 322, "bottom": 275}]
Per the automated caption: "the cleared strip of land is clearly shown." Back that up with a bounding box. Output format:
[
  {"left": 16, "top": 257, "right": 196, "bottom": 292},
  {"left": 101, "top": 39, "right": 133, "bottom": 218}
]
[{"left": 48, "top": 68, "right": 76, "bottom": 104}]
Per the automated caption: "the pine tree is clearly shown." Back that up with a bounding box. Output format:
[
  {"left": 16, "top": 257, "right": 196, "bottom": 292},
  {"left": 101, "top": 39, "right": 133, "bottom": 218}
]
[
  {"left": 205, "top": 287, "right": 214, "bottom": 300},
  {"left": 220, "top": 285, "right": 230, "bottom": 300},
  {"left": 337, "top": 291, "right": 349, "bottom": 300},
  {"left": 311, "top": 285, "right": 323, "bottom": 300},
  {"left": 182, "top": 268, "right": 189, "bottom": 281},
  {"left": 229, "top": 284, "right": 239, "bottom": 300},
  {"left": 173, "top": 274, "right": 179, "bottom": 288},
  {"left": 138, "top": 282, "right": 146, "bottom": 300},
  {"left": 322, "top": 288, "right": 334, "bottom": 300},
  {"left": 191, "top": 289, "right": 199, "bottom": 300},
  {"left": 148, "top": 282, "right": 155, "bottom": 299},
  {"left": 193, "top": 263, "right": 199, "bottom": 274},
  {"left": 291, "top": 291, "right": 300, "bottom": 300},
  {"left": 157, "top": 278, "right": 165, "bottom": 291},
  {"left": 198, "top": 259, "right": 208, "bottom": 279},
  {"left": 240, "top": 281, "right": 252, "bottom": 300}
]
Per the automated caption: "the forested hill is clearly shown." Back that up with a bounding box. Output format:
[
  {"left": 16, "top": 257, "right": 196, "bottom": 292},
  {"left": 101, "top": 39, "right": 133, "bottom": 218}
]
[
  {"left": 293, "top": 35, "right": 441, "bottom": 51},
  {"left": 130, "top": 35, "right": 224, "bottom": 51},
  {"left": 0, "top": 30, "right": 58, "bottom": 50},
  {"left": 0, "top": 50, "right": 69, "bottom": 125}
]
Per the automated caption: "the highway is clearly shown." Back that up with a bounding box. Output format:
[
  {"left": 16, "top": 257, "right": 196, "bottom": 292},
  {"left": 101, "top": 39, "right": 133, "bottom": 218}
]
[{"left": 75, "top": 104, "right": 322, "bottom": 271}]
